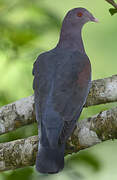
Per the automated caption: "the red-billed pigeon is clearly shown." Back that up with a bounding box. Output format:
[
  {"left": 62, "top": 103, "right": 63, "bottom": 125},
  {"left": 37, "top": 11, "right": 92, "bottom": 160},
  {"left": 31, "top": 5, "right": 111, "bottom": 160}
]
[{"left": 33, "top": 7, "right": 98, "bottom": 174}]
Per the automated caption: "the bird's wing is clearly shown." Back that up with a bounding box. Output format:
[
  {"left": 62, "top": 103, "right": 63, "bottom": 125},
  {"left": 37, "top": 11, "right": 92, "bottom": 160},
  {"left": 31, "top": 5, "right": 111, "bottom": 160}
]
[
  {"left": 33, "top": 51, "right": 64, "bottom": 147},
  {"left": 53, "top": 52, "right": 91, "bottom": 143},
  {"left": 33, "top": 53, "right": 50, "bottom": 124}
]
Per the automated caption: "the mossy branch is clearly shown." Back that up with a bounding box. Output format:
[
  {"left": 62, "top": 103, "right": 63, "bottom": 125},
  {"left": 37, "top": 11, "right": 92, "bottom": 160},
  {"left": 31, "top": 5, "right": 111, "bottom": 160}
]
[
  {"left": 0, "top": 75, "right": 117, "bottom": 135},
  {"left": 0, "top": 106, "right": 117, "bottom": 171}
]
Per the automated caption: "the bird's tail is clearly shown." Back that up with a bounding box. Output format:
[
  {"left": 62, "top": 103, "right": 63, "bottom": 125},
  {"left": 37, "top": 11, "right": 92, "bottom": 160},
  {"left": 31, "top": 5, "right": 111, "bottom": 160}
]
[{"left": 36, "top": 143, "right": 65, "bottom": 174}]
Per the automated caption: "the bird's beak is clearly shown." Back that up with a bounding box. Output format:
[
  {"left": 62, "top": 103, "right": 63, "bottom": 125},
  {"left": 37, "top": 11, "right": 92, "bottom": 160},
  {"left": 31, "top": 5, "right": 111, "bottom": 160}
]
[
  {"left": 84, "top": 11, "right": 99, "bottom": 23},
  {"left": 90, "top": 16, "right": 99, "bottom": 23}
]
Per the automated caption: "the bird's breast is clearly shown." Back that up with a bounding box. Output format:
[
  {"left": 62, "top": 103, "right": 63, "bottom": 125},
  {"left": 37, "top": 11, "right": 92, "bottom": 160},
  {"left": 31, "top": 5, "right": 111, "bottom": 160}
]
[{"left": 77, "top": 62, "right": 91, "bottom": 87}]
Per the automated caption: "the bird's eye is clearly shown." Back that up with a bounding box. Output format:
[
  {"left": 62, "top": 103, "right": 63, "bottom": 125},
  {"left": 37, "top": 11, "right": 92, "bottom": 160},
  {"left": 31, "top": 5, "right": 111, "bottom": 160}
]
[{"left": 77, "top": 12, "right": 83, "bottom": 17}]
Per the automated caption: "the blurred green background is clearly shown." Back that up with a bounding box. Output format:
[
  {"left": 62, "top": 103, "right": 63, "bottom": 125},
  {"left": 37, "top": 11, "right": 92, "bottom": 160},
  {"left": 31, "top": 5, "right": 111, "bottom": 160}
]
[{"left": 0, "top": 0, "right": 117, "bottom": 179}]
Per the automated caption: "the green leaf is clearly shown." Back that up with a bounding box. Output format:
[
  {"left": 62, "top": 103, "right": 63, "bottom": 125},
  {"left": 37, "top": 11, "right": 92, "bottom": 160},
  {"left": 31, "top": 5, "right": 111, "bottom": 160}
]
[{"left": 109, "top": 8, "right": 117, "bottom": 15}]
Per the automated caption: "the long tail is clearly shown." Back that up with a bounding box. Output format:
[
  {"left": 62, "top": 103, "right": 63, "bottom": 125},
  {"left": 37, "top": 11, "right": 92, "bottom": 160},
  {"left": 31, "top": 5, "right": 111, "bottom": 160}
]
[{"left": 36, "top": 143, "right": 65, "bottom": 174}]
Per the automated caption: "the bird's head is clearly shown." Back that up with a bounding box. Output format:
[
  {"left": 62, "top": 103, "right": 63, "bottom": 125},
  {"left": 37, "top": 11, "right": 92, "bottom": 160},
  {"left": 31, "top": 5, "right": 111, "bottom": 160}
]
[
  {"left": 58, "top": 8, "right": 98, "bottom": 51},
  {"left": 63, "top": 8, "right": 98, "bottom": 28}
]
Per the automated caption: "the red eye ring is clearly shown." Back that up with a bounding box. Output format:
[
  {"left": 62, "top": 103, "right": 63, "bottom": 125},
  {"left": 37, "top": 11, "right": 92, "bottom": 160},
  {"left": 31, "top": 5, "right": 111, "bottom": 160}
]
[{"left": 77, "top": 12, "right": 83, "bottom": 17}]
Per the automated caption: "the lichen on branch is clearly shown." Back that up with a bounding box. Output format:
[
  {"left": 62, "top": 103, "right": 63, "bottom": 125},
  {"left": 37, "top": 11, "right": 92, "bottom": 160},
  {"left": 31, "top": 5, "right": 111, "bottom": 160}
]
[
  {"left": 0, "top": 106, "right": 117, "bottom": 171},
  {"left": 0, "top": 75, "right": 117, "bottom": 135}
]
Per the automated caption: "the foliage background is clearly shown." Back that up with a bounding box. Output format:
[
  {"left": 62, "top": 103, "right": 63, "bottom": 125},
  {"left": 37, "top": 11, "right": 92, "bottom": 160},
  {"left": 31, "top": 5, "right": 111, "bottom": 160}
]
[{"left": 0, "top": 0, "right": 117, "bottom": 179}]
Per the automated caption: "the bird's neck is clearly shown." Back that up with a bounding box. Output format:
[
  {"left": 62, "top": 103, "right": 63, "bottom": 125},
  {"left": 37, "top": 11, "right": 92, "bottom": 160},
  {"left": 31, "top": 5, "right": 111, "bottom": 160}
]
[{"left": 57, "top": 24, "right": 85, "bottom": 54}]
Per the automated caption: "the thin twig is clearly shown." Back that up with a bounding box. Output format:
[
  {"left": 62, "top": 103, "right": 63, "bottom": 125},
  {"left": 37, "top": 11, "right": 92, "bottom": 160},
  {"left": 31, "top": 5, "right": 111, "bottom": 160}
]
[{"left": 105, "top": 0, "right": 117, "bottom": 8}]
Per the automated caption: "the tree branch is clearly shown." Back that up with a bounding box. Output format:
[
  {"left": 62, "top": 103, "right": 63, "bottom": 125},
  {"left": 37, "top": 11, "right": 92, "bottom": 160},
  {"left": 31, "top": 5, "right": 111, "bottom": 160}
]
[
  {"left": 85, "top": 74, "right": 117, "bottom": 106},
  {"left": 0, "top": 75, "right": 117, "bottom": 135},
  {"left": 0, "top": 96, "right": 36, "bottom": 135},
  {"left": 105, "top": 0, "right": 117, "bottom": 8},
  {"left": 105, "top": 0, "right": 117, "bottom": 15},
  {"left": 0, "top": 106, "right": 117, "bottom": 171}
]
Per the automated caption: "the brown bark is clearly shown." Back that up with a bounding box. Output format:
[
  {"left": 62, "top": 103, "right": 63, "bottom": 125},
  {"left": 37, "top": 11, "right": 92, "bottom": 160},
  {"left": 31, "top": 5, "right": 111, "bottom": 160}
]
[{"left": 105, "top": 0, "right": 117, "bottom": 8}]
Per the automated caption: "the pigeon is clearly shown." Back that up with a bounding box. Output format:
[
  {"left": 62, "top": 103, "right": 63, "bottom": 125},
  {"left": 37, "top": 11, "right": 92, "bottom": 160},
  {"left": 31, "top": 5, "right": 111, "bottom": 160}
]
[{"left": 32, "top": 7, "right": 98, "bottom": 174}]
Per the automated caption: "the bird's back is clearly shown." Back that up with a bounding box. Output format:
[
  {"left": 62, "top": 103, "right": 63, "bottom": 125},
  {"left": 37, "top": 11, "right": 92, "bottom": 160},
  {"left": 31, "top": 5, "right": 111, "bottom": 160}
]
[{"left": 33, "top": 47, "right": 91, "bottom": 144}]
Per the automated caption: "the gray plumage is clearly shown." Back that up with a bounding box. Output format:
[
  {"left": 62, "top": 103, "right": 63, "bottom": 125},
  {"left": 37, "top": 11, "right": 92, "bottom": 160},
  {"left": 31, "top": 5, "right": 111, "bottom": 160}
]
[{"left": 33, "top": 7, "right": 98, "bottom": 174}]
